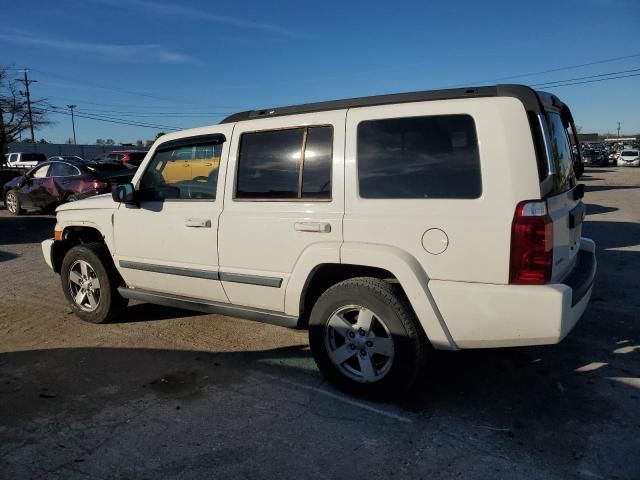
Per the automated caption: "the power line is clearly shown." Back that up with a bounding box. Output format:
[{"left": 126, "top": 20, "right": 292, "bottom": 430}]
[
  {"left": 45, "top": 107, "right": 184, "bottom": 131},
  {"left": 45, "top": 96, "right": 246, "bottom": 110},
  {"left": 532, "top": 67, "right": 640, "bottom": 87},
  {"left": 453, "top": 52, "right": 640, "bottom": 86},
  {"left": 31, "top": 68, "right": 196, "bottom": 105},
  {"left": 74, "top": 109, "right": 229, "bottom": 117},
  {"left": 531, "top": 72, "right": 640, "bottom": 89}
]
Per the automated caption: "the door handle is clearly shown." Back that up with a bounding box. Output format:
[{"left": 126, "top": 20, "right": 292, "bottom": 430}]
[
  {"left": 185, "top": 218, "right": 211, "bottom": 228},
  {"left": 294, "top": 222, "right": 331, "bottom": 233}
]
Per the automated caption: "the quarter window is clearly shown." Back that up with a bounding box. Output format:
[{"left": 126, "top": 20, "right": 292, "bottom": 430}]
[
  {"left": 139, "top": 139, "right": 222, "bottom": 201},
  {"left": 31, "top": 164, "right": 50, "bottom": 179},
  {"left": 357, "top": 114, "right": 481, "bottom": 199},
  {"left": 236, "top": 126, "right": 333, "bottom": 200},
  {"left": 48, "top": 162, "right": 79, "bottom": 177}
]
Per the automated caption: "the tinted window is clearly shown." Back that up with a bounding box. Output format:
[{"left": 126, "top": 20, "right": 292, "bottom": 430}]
[
  {"left": 48, "top": 162, "right": 79, "bottom": 177},
  {"left": 139, "top": 141, "right": 222, "bottom": 201},
  {"left": 621, "top": 150, "right": 638, "bottom": 156},
  {"left": 236, "top": 126, "right": 333, "bottom": 200},
  {"left": 546, "top": 112, "right": 575, "bottom": 193},
  {"left": 357, "top": 114, "right": 481, "bottom": 199},
  {"left": 237, "top": 128, "right": 303, "bottom": 199},
  {"left": 302, "top": 127, "right": 332, "bottom": 199}
]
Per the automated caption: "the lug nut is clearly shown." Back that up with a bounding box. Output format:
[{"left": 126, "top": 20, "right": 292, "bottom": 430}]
[
  {"left": 358, "top": 328, "right": 366, "bottom": 336},
  {"left": 348, "top": 331, "right": 355, "bottom": 338},
  {"left": 366, "top": 341, "right": 373, "bottom": 347},
  {"left": 350, "top": 344, "right": 356, "bottom": 350},
  {"left": 360, "top": 350, "right": 366, "bottom": 356}
]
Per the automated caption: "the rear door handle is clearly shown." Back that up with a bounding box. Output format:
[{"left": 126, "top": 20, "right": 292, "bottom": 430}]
[
  {"left": 294, "top": 222, "right": 331, "bottom": 233},
  {"left": 185, "top": 218, "right": 211, "bottom": 228}
]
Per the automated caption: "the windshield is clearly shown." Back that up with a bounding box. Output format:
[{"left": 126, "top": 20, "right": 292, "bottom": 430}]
[
  {"left": 621, "top": 151, "right": 638, "bottom": 156},
  {"left": 546, "top": 112, "right": 575, "bottom": 193}
]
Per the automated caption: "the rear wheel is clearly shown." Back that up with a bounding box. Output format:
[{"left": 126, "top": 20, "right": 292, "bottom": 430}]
[
  {"left": 5, "top": 190, "right": 23, "bottom": 215},
  {"left": 308, "top": 277, "right": 428, "bottom": 398},
  {"left": 61, "top": 243, "right": 128, "bottom": 323}
]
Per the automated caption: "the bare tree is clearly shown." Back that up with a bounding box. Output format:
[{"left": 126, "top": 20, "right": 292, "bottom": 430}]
[{"left": 0, "top": 66, "right": 51, "bottom": 161}]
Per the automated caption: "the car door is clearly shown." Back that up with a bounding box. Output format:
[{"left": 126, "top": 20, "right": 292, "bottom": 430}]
[
  {"left": 218, "top": 111, "right": 345, "bottom": 312},
  {"left": 47, "top": 161, "right": 81, "bottom": 202},
  {"left": 19, "top": 163, "right": 51, "bottom": 208},
  {"left": 113, "top": 127, "right": 232, "bottom": 303}
]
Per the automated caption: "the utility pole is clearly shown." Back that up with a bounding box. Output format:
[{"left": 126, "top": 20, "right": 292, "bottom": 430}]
[
  {"left": 18, "top": 70, "right": 36, "bottom": 143},
  {"left": 68, "top": 105, "right": 77, "bottom": 144},
  {"left": 617, "top": 121, "right": 621, "bottom": 139}
]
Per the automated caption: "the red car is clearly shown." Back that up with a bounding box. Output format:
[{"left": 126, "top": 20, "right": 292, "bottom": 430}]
[
  {"left": 93, "top": 150, "right": 147, "bottom": 167},
  {"left": 3, "top": 158, "right": 134, "bottom": 215}
]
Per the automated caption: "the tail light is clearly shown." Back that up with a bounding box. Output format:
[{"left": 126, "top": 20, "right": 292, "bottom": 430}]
[{"left": 509, "top": 200, "right": 553, "bottom": 285}]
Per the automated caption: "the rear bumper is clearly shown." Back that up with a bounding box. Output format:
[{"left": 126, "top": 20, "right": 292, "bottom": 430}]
[{"left": 429, "top": 238, "right": 597, "bottom": 349}]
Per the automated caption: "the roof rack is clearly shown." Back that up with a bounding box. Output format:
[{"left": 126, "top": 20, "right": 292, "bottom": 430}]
[{"left": 220, "top": 84, "right": 545, "bottom": 124}]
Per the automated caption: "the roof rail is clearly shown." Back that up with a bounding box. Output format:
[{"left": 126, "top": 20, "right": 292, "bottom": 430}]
[{"left": 220, "top": 84, "right": 544, "bottom": 124}]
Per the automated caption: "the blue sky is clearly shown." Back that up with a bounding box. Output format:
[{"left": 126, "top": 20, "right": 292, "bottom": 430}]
[{"left": 2, "top": 0, "right": 639, "bottom": 144}]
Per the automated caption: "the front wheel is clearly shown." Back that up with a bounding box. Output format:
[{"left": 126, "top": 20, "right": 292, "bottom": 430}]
[
  {"left": 60, "top": 243, "right": 128, "bottom": 323},
  {"left": 5, "top": 190, "right": 23, "bottom": 215},
  {"left": 308, "top": 277, "right": 429, "bottom": 398}
]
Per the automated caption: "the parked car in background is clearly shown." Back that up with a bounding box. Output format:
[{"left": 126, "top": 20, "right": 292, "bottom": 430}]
[
  {"left": 3, "top": 158, "right": 134, "bottom": 215},
  {"left": 617, "top": 149, "right": 640, "bottom": 167},
  {"left": 93, "top": 151, "right": 147, "bottom": 168},
  {"left": 48, "top": 155, "right": 85, "bottom": 162},
  {"left": 582, "top": 148, "right": 607, "bottom": 166},
  {"left": 5, "top": 152, "right": 48, "bottom": 168}
]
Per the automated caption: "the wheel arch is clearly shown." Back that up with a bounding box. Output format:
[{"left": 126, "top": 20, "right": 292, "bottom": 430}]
[
  {"left": 291, "top": 242, "right": 457, "bottom": 350},
  {"left": 52, "top": 224, "right": 107, "bottom": 273}
]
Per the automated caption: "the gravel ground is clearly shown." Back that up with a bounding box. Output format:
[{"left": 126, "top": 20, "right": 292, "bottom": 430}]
[{"left": 0, "top": 167, "right": 639, "bottom": 479}]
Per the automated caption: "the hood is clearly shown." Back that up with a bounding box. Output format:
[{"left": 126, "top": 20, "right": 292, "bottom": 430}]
[
  {"left": 56, "top": 193, "right": 118, "bottom": 212},
  {"left": 1, "top": 174, "right": 24, "bottom": 191}
]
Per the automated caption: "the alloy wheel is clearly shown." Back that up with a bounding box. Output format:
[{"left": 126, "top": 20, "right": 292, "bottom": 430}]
[
  {"left": 324, "top": 305, "right": 395, "bottom": 383},
  {"left": 6, "top": 192, "right": 17, "bottom": 213},
  {"left": 68, "top": 260, "right": 101, "bottom": 312}
]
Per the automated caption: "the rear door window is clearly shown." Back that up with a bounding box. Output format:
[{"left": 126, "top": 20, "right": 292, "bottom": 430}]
[
  {"left": 236, "top": 126, "right": 333, "bottom": 200},
  {"left": 357, "top": 114, "right": 481, "bottom": 199},
  {"left": 48, "top": 162, "right": 80, "bottom": 177}
]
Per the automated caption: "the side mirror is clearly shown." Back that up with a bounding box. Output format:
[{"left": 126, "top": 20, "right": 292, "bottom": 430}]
[
  {"left": 112, "top": 183, "right": 137, "bottom": 204},
  {"left": 17, "top": 175, "right": 28, "bottom": 188}
]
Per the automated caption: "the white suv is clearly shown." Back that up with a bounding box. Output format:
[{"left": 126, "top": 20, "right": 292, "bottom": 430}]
[{"left": 41, "top": 85, "right": 597, "bottom": 397}]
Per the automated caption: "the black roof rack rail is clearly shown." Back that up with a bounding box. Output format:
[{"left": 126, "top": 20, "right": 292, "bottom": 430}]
[{"left": 220, "top": 84, "right": 546, "bottom": 124}]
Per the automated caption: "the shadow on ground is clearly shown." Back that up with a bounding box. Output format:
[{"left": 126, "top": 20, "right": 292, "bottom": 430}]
[{"left": 0, "top": 215, "right": 56, "bottom": 246}]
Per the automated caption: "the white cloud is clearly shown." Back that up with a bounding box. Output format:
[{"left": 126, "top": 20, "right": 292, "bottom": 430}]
[
  {"left": 0, "top": 29, "right": 197, "bottom": 64},
  {"left": 91, "top": 0, "right": 298, "bottom": 37}
]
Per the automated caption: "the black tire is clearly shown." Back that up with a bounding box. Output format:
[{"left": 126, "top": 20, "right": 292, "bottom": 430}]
[
  {"left": 308, "top": 277, "right": 429, "bottom": 398},
  {"left": 5, "top": 190, "right": 24, "bottom": 215},
  {"left": 60, "top": 243, "right": 128, "bottom": 324}
]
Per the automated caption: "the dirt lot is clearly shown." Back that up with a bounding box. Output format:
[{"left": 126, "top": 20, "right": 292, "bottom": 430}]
[{"left": 1, "top": 167, "right": 639, "bottom": 479}]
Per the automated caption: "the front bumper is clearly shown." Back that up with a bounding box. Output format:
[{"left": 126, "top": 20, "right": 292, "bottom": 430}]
[
  {"left": 41, "top": 238, "right": 55, "bottom": 271},
  {"left": 618, "top": 159, "right": 640, "bottom": 167},
  {"left": 429, "top": 238, "right": 597, "bottom": 349}
]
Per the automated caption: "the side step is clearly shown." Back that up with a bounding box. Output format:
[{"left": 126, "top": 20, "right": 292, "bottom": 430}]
[{"left": 117, "top": 287, "right": 299, "bottom": 329}]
